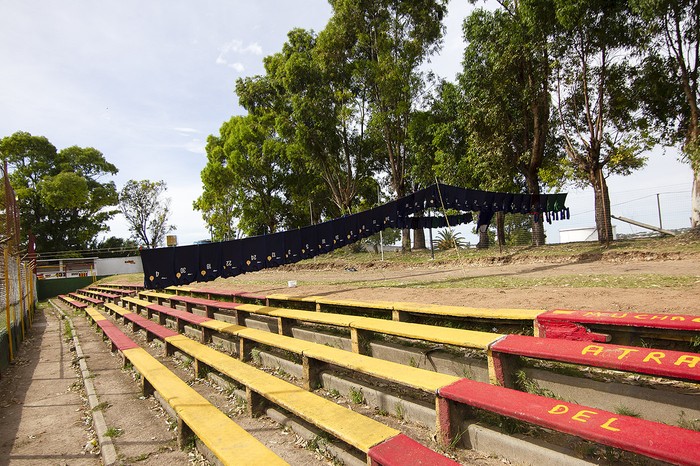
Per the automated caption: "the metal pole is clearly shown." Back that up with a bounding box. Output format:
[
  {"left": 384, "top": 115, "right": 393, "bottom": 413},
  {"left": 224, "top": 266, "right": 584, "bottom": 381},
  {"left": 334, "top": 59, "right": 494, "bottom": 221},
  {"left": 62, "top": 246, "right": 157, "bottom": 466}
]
[
  {"left": 378, "top": 182, "right": 384, "bottom": 261},
  {"left": 656, "top": 193, "right": 663, "bottom": 229},
  {"left": 428, "top": 209, "right": 434, "bottom": 260}
]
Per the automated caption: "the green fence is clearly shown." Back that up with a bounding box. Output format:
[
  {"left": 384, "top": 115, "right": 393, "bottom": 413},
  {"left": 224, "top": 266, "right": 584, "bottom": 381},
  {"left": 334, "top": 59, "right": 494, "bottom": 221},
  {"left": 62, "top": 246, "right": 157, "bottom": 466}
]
[{"left": 36, "top": 276, "right": 109, "bottom": 301}]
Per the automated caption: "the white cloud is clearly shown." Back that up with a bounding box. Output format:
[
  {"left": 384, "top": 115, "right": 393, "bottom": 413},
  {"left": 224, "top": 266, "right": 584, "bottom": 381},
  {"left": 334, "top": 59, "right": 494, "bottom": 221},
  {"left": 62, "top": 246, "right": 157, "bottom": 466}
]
[
  {"left": 215, "top": 39, "right": 261, "bottom": 70},
  {"left": 222, "top": 40, "right": 262, "bottom": 56},
  {"left": 174, "top": 127, "right": 200, "bottom": 135},
  {"left": 228, "top": 62, "right": 245, "bottom": 72}
]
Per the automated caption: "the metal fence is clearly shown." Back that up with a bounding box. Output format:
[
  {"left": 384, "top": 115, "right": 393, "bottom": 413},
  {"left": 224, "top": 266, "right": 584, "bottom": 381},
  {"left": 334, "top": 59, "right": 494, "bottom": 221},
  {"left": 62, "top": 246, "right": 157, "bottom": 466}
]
[{"left": 0, "top": 244, "right": 36, "bottom": 372}]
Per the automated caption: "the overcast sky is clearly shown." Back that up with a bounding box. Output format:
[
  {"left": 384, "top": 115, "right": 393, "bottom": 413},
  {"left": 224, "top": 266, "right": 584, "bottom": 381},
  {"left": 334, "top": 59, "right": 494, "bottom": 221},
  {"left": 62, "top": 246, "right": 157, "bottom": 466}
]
[{"left": 0, "top": 1, "right": 694, "bottom": 247}]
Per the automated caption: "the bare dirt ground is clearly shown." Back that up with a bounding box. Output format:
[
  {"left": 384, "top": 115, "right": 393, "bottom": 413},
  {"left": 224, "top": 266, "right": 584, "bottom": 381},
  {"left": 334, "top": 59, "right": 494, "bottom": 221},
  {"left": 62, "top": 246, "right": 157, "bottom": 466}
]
[
  {"left": 1, "top": 253, "right": 698, "bottom": 466},
  {"left": 0, "top": 307, "right": 99, "bottom": 466},
  {"left": 196, "top": 256, "right": 700, "bottom": 315}
]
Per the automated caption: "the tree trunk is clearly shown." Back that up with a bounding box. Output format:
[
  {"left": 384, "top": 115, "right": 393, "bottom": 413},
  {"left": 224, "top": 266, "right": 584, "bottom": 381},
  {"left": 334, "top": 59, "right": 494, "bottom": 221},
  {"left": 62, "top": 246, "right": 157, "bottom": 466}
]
[
  {"left": 532, "top": 218, "right": 545, "bottom": 246},
  {"left": 412, "top": 212, "right": 426, "bottom": 250},
  {"left": 526, "top": 178, "right": 545, "bottom": 246},
  {"left": 495, "top": 211, "right": 505, "bottom": 247},
  {"left": 692, "top": 168, "right": 700, "bottom": 229},
  {"left": 476, "top": 225, "right": 489, "bottom": 249},
  {"left": 413, "top": 227, "right": 426, "bottom": 250},
  {"left": 592, "top": 168, "right": 614, "bottom": 244},
  {"left": 401, "top": 228, "right": 411, "bottom": 252}
]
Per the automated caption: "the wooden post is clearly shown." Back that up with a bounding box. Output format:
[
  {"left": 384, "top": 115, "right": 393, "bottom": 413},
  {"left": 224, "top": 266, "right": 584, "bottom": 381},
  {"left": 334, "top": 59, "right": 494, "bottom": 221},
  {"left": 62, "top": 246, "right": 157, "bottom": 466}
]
[
  {"left": 435, "top": 396, "right": 472, "bottom": 448},
  {"left": 4, "top": 246, "right": 13, "bottom": 361},
  {"left": 16, "top": 257, "right": 25, "bottom": 339},
  {"left": 246, "top": 388, "right": 267, "bottom": 417}
]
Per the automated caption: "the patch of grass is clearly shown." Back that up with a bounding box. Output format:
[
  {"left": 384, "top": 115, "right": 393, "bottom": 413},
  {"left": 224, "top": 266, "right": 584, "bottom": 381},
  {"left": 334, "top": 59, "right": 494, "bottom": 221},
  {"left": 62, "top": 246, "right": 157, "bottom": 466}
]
[
  {"left": 166, "top": 418, "right": 177, "bottom": 431},
  {"left": 229, "top": 395, "right": 247, "bottom": 416},
  {"left": 461, "top": 366, "right": 475, "bottom": 380},
  {"left": 376, "top": 407, "right": 389, "bottom": 416},
  {"left": 349, "top": 386, "right": 364, "bottom": 404},
  {"left": 63, "top": 320, "right": 73, "bottom": 341},
  {"left": 408, "top": 356, "right": 418, "bottom": 368},
  {"left": 306, "top": 435, "right": 323, "bottom": 452},
  {"left": 196, "top": 363, "right": 210, "bottom": 379},
  {"left": 691, "top": 335, "right": 700, "bottom": 349},
  {"left": 328, "top": 388, "right": 341, "bottom": 398},
  {"left": 515, "top": 370, "right": 563, "bottom": 400},
  {"left": 180, "top": 356, "right": 193, "bottom": 369},
  {"left": 223, "top": 382, "right": 238, "bottom": 397},
  {"left": 274, "top": 366, "right": 289, "bottom": 379},
  {"left": 678, "top": 411, "right": 700, "bottom": 431},
  {"left": 250, "top": 347, "right": 262, "bottom": 365},
  {"left": 183, "top": 434, "right": 197, "bottom": 451},
  {"left": 104, "top": 427, "right": 123, "bottom": 438},
  {"left": 92, "top": 401, "right": 111, "bottom": 412},
  {"left": 614, "top": 405, "right": 641, "bottom": 418},
  {"left": 394, "top": 401, "right": 406, "bottom": 420}
]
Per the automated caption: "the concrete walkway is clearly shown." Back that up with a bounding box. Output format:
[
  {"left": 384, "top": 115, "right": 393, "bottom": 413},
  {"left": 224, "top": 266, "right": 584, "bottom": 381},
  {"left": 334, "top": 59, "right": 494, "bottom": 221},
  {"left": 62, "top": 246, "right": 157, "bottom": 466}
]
[{"left": 0, "top": 307, "right": 99, "bottom": 466}]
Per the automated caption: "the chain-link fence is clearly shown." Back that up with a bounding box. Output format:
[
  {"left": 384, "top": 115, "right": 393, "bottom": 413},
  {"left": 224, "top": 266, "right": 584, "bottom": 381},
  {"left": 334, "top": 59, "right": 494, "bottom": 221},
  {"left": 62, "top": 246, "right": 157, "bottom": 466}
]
[
  {"left": 0, "top": 244, "right": 36, "bottom": 372},
  {"left": 1, "top": 159, "right": 37, "bottom": 373}
]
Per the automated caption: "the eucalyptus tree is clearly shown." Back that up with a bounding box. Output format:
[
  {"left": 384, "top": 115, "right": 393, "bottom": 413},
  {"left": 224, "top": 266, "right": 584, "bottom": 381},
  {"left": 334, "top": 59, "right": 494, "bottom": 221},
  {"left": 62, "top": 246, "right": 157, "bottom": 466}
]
[
  {"left": 326, "top": 0, "right": 449, "bottom": 250},
  {"left": 264, "top": 27, "right": 380, "bottom": 215},
  {"left": 553, "top": 0, "right": 651, "bottom": 243},
  {"left": 460, "top": 0, "right": 562, "bottom": 246},
  {"left": 633, "top": 0, "right": 699, "bottom": 227},
  {"left": 196, "top": 114, "right": 294, "bottom": 237}
]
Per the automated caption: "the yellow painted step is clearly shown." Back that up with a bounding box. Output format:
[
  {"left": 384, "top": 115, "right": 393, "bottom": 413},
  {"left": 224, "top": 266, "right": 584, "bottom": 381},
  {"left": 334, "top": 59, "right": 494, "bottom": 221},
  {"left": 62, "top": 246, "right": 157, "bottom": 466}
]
[
  {"left": 316, "top": 297, "right": 395, "bottom": 311},
  {"left": 105, "top": 302, "right": 131, "bottom": 317},
  {"left": 178, "top": 404, "right": 288, "bottom": 466},
  {"left": 304, "top": 344, "right": 460, "bottom": 393},
  {"left": 122, "top": 296, "right": 155, "bottom": 308},
  {"left": 351, "top": 317, "right": 502, "bottom": 350},
  {"left": 122, "top": 346, "right": 287, "bottom": 466},
  {"left": 393, "top": 301, "right": 543, "bottom": 320},
  {"left": 268, "top": 308, "right": 359, "bottom": 327},
  {"left": 85, "top": 307, "right": 106, "bottom": 322},
  {"left": 139, "top": 290, "right": 173, "bottom": 301},
  {"left": 200, "top": 319, "right": 244, "bottom": 334},
  {"left": 164, "top": 336, "right": 400, "bottom": 452},
  {"left": 235, "top": 327, "right": 319, "bottom": 354}
]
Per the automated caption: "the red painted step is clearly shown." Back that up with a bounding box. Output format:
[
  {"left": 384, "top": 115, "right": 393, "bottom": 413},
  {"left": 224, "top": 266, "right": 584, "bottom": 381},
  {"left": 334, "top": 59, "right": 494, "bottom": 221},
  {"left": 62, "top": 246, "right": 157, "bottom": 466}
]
[
  {"left": 491, "top": 334, "right": 700, "bottom": 382},
  {"left": 438, "top": 378, "right": 700, "bottom": 465}
]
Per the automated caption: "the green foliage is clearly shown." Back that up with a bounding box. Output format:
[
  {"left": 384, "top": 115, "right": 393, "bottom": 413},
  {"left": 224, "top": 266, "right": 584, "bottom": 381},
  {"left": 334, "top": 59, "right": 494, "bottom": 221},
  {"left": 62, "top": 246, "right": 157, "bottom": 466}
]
[
  {"left": 632, "top": 0, "right": 699, "bottom": 167},
  {"left": 195, "top": 114, "right": 321, "bottom": 237},
  {"left": 89, "top": 236, "right": 139, "bottom": 257},
  {"left": 348, "top": 386, "right": 364, "bottom": 404},
  {"left": 515, "top": 370, "right": 562, "bottom": 400},
  {"left": 364, "top": 228, "right": 401, "bottom": 254},
  {"left": 334, "top": 0, "right": 447, "bottom": 202},
  {"left": 262, "top": 28, "right": 381, "bottom": 215},
  {"left": 394, "top": 400, "right": 406, "bottom": 420},
  {"left": 459, "top": 0, "right": 561, "bottom": 192},
  {"left": 118, "top": 179, "right": 175, "bottom": 248},
  {"left": 503, "top": 214, "right": 533, "bottom": 246},
  {"left": 104, "top": 427, "right": 123, "bottom": 438},
  {"left": 614, "top": 405, "right": 642, "bottom": 418},
  {"left": 39, "top": 171, "right": 89, "bottom": 209},
  {"left": 553, "top": 0, "right": 653, "bottom": 241},
  {"left": 1, "top": 131, "right": 119, "bottom": 252},
  {"left": 677, "top": 411, "right": 700, "bottom": 432},
  {"left": 433, "top": 229, "right": 466, "bottom": 250}
]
